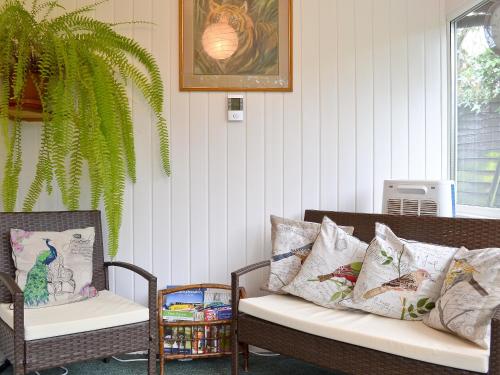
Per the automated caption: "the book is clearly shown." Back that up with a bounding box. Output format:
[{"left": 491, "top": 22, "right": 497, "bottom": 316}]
[
  {"left": 163, "top": 287, "right": 204, "bottom": 310},
  {"left": 215, "top": 306, "right": 232, "bottom": 320},
  {"left": 164, "top": 326, "right": 173, "bottom": 354},
  {"left": 162, "top": 310, "right": 196, "bottom": 321},
  {"left": 184, "top": 326, "right": 192, "bottom": 355},
  {"left": 203, "top": 288, "right": 231, "bottom": 308},
  {"left": 171, "top": 327, "right": 179, "bottom": 354}
]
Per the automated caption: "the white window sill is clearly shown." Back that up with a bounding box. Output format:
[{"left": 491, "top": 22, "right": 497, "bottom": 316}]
[{"left": 456, "top": 205, "right": 500, "bottom": 219}]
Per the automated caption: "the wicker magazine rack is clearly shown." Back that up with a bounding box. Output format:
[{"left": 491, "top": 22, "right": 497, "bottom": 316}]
[{"left": 158, "top": 284, "right": 248, "bottom": 375}]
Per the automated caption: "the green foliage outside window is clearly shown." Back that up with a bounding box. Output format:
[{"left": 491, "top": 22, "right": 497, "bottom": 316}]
[{"left": 457, "top": 28, "right": 500, "bottom": 113}]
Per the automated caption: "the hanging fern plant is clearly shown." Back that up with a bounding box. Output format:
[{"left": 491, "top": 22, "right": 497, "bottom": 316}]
[{"left": 0, "top": 0, "right": 170, "bottom": 258}]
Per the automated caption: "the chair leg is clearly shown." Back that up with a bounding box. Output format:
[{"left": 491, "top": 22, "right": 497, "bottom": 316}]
[
  {"left": 12, "top": 362, "right": 24, "bottom": 375},
  {"left": 148, "top": 346, "right": 157, "bottom": 374},
  {"left": 102, "top": 358, "right": 111, "bottom": 363},
  {"left": 0, "top": 360, "right": 10, "bottom": 373}
]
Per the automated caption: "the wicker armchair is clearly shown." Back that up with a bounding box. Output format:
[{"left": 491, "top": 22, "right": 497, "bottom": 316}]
[
  {"left": 0, "top": 211, "right": 157, "bottom": 375},
  {"left": 231, "top": 211, "right": 500, "bottom": 375}
]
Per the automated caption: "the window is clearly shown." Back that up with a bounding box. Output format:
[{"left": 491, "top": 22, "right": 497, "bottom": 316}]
[{"left": 451, "top": 1, "right": 500, "bottom": 214}]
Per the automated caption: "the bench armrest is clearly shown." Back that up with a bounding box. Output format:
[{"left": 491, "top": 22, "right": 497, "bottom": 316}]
[
  {"left": 231, "top": 261, "right": 270, "bottom": 318},
  {"left": 492, "top": 308, "right": 500, "bottom": 374},
  {"left": 103, "top": 262, "right": 157, "bottom": 342}
]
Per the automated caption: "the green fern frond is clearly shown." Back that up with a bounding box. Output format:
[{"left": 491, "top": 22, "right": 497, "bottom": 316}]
[{"left": 0, "top": 0, "right": 170, "bottom": 258}]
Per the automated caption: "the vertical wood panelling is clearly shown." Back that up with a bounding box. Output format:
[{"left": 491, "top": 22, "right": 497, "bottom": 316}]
[
  {"left": 319, "top": 0, "right": 339, "bottom": 210},
  {"left": 131, "top": 0, "right": 154, "bottom": 305},
  {"left": 373, "top": 0, "right": 393, "bottom": 213},
  {"left": 109, "top": 0, "right": 134, "bottom": 300},
  {"left": 227, "top": 106, "right": 246, "bottom": 283},
  {"left": 152, "top": 0, "right": 172, "bottom": 291},
  {"left": 440, "top": 0, "right": 449, "bottom": 179},
  {"left": 390, "top": 0, "right": 409, "bottom": 180},
  {"left": 408, "top": 0, "right": 427, "bottom": 180},
  {"left": 337, "top": 0, "right": 357, "bottom": 211},
  {"left": 264, "top": 93, "right": 284, "bottom": 260},
  {"left": 189, "top": 93, "right": 209, "bottom": 283},
  {"left": 425, "top": 0, "right": 444, "bottom": 179},
  {"left": 283, "top": 0, "right": 302, "bottom": 219},
  {"left": 355, "top": 0, "right": 374, "bottom": 213},
  {"left": 169, "top": 0, "right": 191, "bottom": 285},
  {"left": 245, "top": 93, "right": 265, "bottom": 296},
  {"left": 2, "top": 0, "right": 454, "bottom": 302},
  {"left": 300, "top": 0, "right": 320, "bottom": 212},
  {"left": 208, "top": 93, "right": 228, "bottom": 284}
]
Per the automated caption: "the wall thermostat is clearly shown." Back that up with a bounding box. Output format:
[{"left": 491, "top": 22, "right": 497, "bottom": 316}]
[{"left": 228, "top": 94, "right": 244, "bottom": 122}]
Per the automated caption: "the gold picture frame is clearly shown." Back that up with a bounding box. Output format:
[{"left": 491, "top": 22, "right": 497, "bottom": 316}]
[{"left": 179, "top": 0, "right": 293, "bottom": 92}]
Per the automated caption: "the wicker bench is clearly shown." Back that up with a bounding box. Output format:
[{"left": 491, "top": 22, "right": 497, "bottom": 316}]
[
  {"left": 0, "top": 211, "right": 157, "bottom": 375},
  {"left": 231, "top": 210, "right": 500, "bottom": 375}
]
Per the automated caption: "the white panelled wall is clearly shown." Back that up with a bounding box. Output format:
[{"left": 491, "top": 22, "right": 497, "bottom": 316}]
[{"left": 0, "top": 0, "right": 467, "bottom": 303}]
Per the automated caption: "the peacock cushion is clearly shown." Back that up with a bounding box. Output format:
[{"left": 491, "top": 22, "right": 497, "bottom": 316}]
[
  {"left": 10, "top": 227, "right": 97, "bottom": 309},
  {"left": 343, "top": 223, "right": 458, "bottom": 320},
  {"left": 281, "top": 216, "right": 367, "bottom": 309},
  {"left": 423, "top": 246, "right": 500, "bottom": 349},
  {"left": 264, "top": 215, "right": 354, "bottom": 293}
]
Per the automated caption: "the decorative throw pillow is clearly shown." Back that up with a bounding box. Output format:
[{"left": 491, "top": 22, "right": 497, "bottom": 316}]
[
  {"left": 423, "top": 247, "right": 500, "bottom": 348},
  {"left": 265, "top": 215, "right": 354, "bottom": 293},
  {"left": 282, "top": 217, "right": 367, "bottom": 308},
  {"left": 10, "top": 227, "right": 97, "bottom": 309},
  {"left": 343, "top": 223, "right": 458, "bottom": 320}
]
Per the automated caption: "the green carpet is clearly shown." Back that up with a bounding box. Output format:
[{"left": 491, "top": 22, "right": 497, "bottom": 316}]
[{"left": 3, "top": 354, "right": 337, "bottom": 374}]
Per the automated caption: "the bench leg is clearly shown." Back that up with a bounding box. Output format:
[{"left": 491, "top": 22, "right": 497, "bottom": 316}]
[
  {"left": 231, "top": 337, "right": 239, "bottom": 375},
  {"left": 243, "top": 344, "right": 249, "bottom": 372}
]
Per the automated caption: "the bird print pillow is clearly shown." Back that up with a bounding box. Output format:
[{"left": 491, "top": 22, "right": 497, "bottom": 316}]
[
  {"left": 423, "top": 247, "right": 500, "bottom": 348},
  {"left": 264, "top": 215, "right": 354, "bottom": 293},
  {"left": 343, "top": 223, "right": 458, "bottom": 320},
  {"left": 282, "top": 217, "right": 367, "bottom": 309},
  {"left": 10, "top": 227, "right": 97, "bottom": 309}
]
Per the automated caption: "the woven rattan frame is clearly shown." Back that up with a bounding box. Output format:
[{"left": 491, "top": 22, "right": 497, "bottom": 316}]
[
  {"left": 0, "top": 211, "right": 157, "bottom": 375},
  {"left": 231, "top": 210, "right": 500, "bottom": 375}
]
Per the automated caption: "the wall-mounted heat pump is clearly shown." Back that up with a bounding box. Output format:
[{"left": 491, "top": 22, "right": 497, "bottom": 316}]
[{"left": 382, "top": 180, "right": 456, "bottom": 217}]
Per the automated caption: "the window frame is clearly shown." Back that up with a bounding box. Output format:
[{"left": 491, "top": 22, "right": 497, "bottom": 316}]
[{"left": 448, "top": 0, "right": 500, "bottom": 218}]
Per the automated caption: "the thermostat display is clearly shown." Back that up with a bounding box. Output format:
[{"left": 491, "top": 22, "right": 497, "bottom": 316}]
[{"left": 228, "top": 94, "right": 244, "bottom": 122}]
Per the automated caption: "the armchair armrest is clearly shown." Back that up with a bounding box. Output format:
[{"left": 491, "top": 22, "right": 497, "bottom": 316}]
[
  {"left": 0, "top": 272, "right": 25, "bottom": 367},
  {"left": 0, "top": 272, "right": 22, "bottom": 296},
  {"left": 103, "top": 262, "right": 157, "bottom": 343},
  {"left": 104, "top": 261, "right": 156, "bottom": 282}
]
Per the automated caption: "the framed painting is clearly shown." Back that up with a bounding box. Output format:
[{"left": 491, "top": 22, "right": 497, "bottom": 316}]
[{"left": 179, "top": 0, "right": 293, "bottom": 91}]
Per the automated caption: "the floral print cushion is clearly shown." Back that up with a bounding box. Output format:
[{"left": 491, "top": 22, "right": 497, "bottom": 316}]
[
  {"left": 10, "top": 228, "right": 97, "bottom": 309},
  {"left": 423, "top": 247, "right": 500, "bottom": 348},
  {"left": 281, "top": 217, "right": 367, "bottom": 308},
  {"left": 343, "top": 223, "right": 458, "bottom": 320},
  {"left": 264, "top": 215, "right": 354, "bottom": 293}
]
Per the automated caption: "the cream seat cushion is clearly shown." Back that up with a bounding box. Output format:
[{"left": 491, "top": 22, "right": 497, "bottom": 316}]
[
  {"left": 0, "top": 290, "right": 149, "bottom": 341},
  {"left": 239, "top": 294, "right": 490, "bottom": 373}
]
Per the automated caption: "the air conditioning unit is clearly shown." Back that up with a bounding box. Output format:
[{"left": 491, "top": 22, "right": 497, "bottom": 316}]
[{"left": 382, "top": 180, "right": 456, "bottom": 217}]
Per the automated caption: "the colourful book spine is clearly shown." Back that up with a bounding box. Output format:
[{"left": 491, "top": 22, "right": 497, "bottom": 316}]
[
  {"left": 183, "top": 326, "right": 192, "bottom": 355},
  {"left": 197, "top": 327, "right": 205, "bottom": 354},
  {"left": 162, "top": 310, "right": 196, "bottom": 321},
  {"left": 171, "top": 327, "right": 179, "bottom": 354},
  {"left": 204, "top": 325, "right": 211, "bottom": 353}
]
